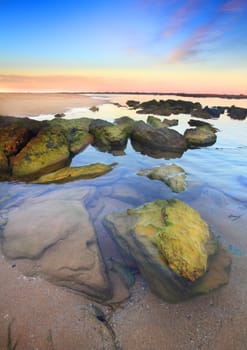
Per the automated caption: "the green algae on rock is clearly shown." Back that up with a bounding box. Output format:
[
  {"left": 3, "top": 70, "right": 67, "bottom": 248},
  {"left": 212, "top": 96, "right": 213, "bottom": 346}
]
[
  {"left": 184, "top": 125, "right": 217, "bottom": 148},
  {"left": 11, "top": 125, "right": 70, "bottom": 179},
  {"left": 33, "top": 163, "right": 116, "bottom": 184},
  {"left": 104, "top": 199, "right": 231, "bottom": 302},
  {"left": 147, "top": 115, "right": 178, "bottom": 128},
  {"left": 137, "top": 164, "right": 186, "bottom": 192}
]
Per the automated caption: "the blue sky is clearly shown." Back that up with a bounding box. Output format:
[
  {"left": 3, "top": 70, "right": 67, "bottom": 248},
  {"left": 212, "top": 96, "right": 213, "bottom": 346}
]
[{"left": 0, "top": 0, "right": 246, "bottom": 92}]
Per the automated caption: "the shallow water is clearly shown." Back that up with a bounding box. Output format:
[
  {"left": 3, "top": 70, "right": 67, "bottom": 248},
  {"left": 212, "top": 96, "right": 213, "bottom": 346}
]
[{"left": 1, "top": 94, "right": 247, "bottom": 286}]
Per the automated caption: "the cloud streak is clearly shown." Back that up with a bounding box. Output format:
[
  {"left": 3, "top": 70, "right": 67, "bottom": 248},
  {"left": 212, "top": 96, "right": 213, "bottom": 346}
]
[
  {"left": 220, "top": 0, "right": 246, "bottom": 12},
  {"left": 162, "top": 0, "right": 201, "bottom": 38}
]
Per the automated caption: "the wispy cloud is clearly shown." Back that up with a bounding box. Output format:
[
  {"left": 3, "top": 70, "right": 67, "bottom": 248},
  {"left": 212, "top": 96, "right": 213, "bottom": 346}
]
[
  {"left": 220, "top": 0, "right": 246, "bottom": 12},
  {"left": 165, "top": 22, "right": 217, "bottom": 63},
  {"left": 162, "top": 0, "right": 201, "bottom": 37}
]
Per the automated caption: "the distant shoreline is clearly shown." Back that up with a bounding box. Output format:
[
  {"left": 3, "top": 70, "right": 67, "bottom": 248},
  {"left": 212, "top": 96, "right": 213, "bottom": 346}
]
[{"left": 1, "top": 91, "right": 247, "bottom": 99}]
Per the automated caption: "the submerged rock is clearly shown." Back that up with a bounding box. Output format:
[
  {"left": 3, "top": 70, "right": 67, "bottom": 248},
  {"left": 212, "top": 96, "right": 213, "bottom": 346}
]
[
  {"left": 137, "top": 164, "right": 186, "bottom": 192},
  {"left": 131, "top": 121, "right": 187, "bottom": 156},
  {"left": 2, "top": 195, "right": 112, "bottom": 301},
  {"left": 104, "top": 199, "right": 231, "bottom": 302},
  {"left": 33, "top": 163, "right": 116, "bottom": 184}
]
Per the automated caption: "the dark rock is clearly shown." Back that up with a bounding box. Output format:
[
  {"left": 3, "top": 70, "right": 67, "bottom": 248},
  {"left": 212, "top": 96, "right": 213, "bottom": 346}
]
[
  {"left": 227, "top": 106, "right": 247, "bottom": 120},
  {"left": 126, "top": 100, "right": 140, "bottom": 108},
  {"left": 131, "top": 121, "right": 187, "bottom": 155},
  {"left": 188, "top": 119, "right": 218, "bottom": 132},
  {"left": 54, "top": 113, "right": 65, "bottom": 118}
]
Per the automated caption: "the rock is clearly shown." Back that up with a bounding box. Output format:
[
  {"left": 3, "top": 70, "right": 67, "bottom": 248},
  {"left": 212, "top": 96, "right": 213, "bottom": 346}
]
[
  {"left": 135, "top": 99, "right": 201, "bottom": 116},
  {"left": 227, "top": 106, "right": 247, "bottom": 120},
  {"left": 191, "top": 106, "right": 221, "bottom": 119},
  {"left": 49, "top": 118, "right": 93, "bottom": 154},
  {"left": 89, "top": 119, "right": 129, "bottom": 152},
  {"left": 33, "top": 163, "right": 116, "bottom": 184},
  {"left": 114, "top": 116, "right": 135, "bottom": 134},
  {"left": 131, "top": 121, "right": 187, "bottom": 155},
  {"left": 104, "top": 199, "right": 231, "bottom": 302},
  {"left": 54, "top": 113, "right": 65, "bottom": 118},
  {"left": 11, "top": 125, "right": 70, "bottom": 179},
  {"left": 0, "top": 116, "right": 41, "bottom": 177},
  {"left": 147, "top": 115, "right": 178, "bottom": 128},
  {"left": 2, "top": 196, "right": 112, "bottom": 301},
  {"left": 188, "top": 119, "right": 218, "bottom": 132},
  {"left": 184, "top": 126, "right": 217, "bottom": 148},
  {"left": 126, "top": 100, "right": 140, "bottom": 108},
  {"left": 89, "top": 106, "right": 99, "bottom": 112},
  {"left": 137, "top": 164, "right": 186, "bottom": 192}
]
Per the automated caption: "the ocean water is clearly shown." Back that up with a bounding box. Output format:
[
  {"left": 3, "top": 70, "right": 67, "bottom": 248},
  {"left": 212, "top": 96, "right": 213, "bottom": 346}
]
[{"left": 1, "top": 94, "right": 247, "bottom": 293}]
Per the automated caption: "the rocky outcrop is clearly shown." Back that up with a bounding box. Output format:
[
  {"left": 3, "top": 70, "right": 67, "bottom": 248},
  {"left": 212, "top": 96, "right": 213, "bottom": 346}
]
[
  {"left": 184, "top": 125, "right": 217, "bottom": 148},
  {"left": 147, "top": 115, "right": 178, "bottom": 128},
  {"left": 33, "top": 163, "right": 116, "bottom": 184},
  {"left": 131, "top": 99, "right": 201, "bottom": 116},
  {"left": 104, "top": 199, "right": 231, "bottom": 302},
  {"left": 131, "top": 121, "right": 187, "bottom": 156},
  {"left": 137, "top": 164, "right": 186, "bottom": 192},
  {"left": 188, "top": 119, "right": 218, "bottom": 132},
  {"left": 2, "top": 193, "right": 112, "bottom": 301},
  {"left": 0, "top": 116, "right": 93, "bottom": 181}
]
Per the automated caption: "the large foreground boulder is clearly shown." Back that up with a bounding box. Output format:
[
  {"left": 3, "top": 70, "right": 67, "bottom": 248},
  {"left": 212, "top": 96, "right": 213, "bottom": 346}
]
[
  {"left": 131, "top": 121, "right": 187, "bottom": 157},
  {"left": 2, "top": 195, "right": 112, "bottom": 301},
  {"left": 104, "top": 199, "right": 231, "bottom": 302}
]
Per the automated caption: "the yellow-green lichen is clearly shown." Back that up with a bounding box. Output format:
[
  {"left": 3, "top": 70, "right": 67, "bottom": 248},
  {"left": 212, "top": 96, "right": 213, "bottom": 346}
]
[{"left": 128, "top": 199, "right": 213, "bottom": 281}]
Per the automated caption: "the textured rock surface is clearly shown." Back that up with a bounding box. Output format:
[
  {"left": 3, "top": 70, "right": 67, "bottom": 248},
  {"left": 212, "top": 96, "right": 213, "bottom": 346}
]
[
  {"left": 184, "top": 126, "right": 217, "bottom": 148},
  {"left": 147, "top": 115, "right": 178, "bottom": 128},
  {"left": 138, "top": 164, "right": 186, "bottom": 192},
  {"left": 131, "top": 121, "right": 187, "bottom": 155},
  {"left": 11, "top": 125, "right": 70, "bottom": 179},
  {"left": 33, "top": 163, "right": 115, "bottom": 184},
  {"left": 2, "top": 195, "right": 112, "bottom": 301},
  {"left": 89, "top": 119, "right": 129, "bottom": 152},
  {"left": 104, "top": 199, "right": 231, "bottom": 302}
]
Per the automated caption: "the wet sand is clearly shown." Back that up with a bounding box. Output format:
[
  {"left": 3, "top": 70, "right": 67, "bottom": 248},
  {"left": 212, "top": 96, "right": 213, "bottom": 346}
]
[{"left": 0, "top": 93, "right": 103, "bottom": 116}]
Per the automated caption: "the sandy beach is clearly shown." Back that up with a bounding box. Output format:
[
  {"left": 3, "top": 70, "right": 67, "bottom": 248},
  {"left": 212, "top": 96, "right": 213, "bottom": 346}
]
[{"left": 0, "top": 93, "right": 103, "bottom": 116}]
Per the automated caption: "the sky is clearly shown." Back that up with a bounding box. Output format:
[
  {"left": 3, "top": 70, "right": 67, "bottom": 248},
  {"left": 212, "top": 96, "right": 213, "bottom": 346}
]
[{"left": 0, "top": 0, "right": 247, "bottom": 93}]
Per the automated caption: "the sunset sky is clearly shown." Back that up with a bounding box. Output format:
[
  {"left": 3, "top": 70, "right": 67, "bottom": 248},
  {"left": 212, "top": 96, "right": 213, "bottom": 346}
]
[{"left": 0, "top": 0, "right": 247, "bottom": 93}]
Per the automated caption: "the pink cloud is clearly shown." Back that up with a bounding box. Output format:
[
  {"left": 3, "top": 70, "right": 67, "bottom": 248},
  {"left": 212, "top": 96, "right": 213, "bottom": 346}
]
[
  {"left": 220, "top": 0, "right": 245, "bottom": 12},
  {"left": 162, "top": 0, "right": 201, "bottom": 38},
  {"left": 165, "top": 22, "right": 216, "bottom": 63}
]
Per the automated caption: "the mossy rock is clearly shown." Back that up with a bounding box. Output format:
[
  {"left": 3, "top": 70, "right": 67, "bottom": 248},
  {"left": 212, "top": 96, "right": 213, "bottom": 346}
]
[
  {"left": 184, "top": 126, "right": 217, "bottom": 148},
  {"left": 147, "top": 116, "right": 178, "bottom": 128},
  {"left": 138, "top": 164, "right": 186, "bottom": 192},
  {"left": 11, "top": 126, "right": 70, "bottom": 179},
  {"left": 33, "top": 163, "right": 116, "bottom": 184},
  {"left": 89, "top": 119, "right": 129, "bottom": 151},
  {"left": 104, "top": 199, "right": 231, "bottom": 302}
]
